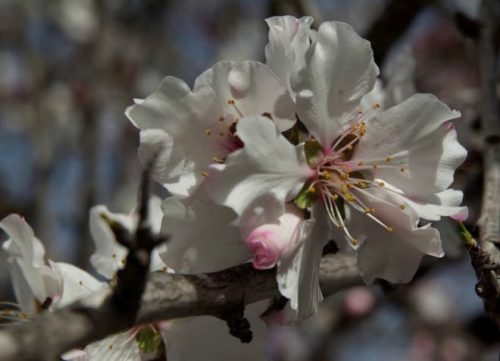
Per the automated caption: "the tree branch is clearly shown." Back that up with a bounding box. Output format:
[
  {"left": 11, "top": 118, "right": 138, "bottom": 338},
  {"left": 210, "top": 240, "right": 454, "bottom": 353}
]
[
  {"left": 0, "top": 254, "right": 361, "bottom": 361},
  {"left": 466, "top": 0, "right": 500, "bottom": 328}
]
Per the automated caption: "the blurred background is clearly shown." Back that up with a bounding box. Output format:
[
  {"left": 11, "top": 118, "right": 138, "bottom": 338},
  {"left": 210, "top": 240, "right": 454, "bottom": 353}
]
[{"left": 0, "top": 0, "right": 497, "bottom": 360}]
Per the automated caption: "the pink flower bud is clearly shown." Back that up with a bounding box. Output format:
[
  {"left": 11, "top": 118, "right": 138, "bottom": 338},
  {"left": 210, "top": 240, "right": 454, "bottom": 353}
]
[{"left": 244, "top": 208, "right": 303, "bottom": 270}]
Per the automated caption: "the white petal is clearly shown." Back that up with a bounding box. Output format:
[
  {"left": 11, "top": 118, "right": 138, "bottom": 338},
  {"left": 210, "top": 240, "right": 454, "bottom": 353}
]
[
  {"left": 226, "top": 61, "right": 295, "bottom": 131},
  {"left": 353, "top": 94, "right": 466, "bottom": 197},
  {"left": 276, "top": 205, "right": 325, "bottom": 319},
  {"left": 1, "top": 214, "right": 46, "bottom": 267},
  {"left": 1, "top": 215, "right": 62, "bottom": 312},
  {"left": 265, "top": 16, "right": 313, "bottom": 94},
  {"left": 397, "top": 188, "right": 468, "bottom": 222},
  {"left": 206, "top": 115, "right": 311, "bottom": 217},
  {"left": 125, "top": 76, "right": 208, "bottom": 131},
  {"left": 360, "top": 79, "right": 385, "bottom": 110},
  {"left": 137, "top": 129, "right": 197, "bottom": 197},
  {"left": 127, "top": 73, "right": 224, "bottom": 198},
  {"left": 7, "top": 258, "right": 60, "bottom": 314},
  {"left": 162, "top": 301, "right": 269, "bottom": 361},
  {"left": 82, "top": 332, "right": 141, "bottom": 361},
  {"left": 138, "top": 129, "right": 211, "bottom": 199},
  {"left": 50, "top": 262, "right": 106, "bottom": 308},
  {"left": 61, "top": 349, "right": 88, "bottom": 361},
  {"left": 89, "top": 206, "right": 131, "bottom": 280},
  {"left": 349, "top": 188, "right": 443, "bottom": 283},
  {"left": 161, "top": 197, "right": 249, "bottom": 273},
  {"left": 293, "top": 21, "right": 379, "bottom": 147}
]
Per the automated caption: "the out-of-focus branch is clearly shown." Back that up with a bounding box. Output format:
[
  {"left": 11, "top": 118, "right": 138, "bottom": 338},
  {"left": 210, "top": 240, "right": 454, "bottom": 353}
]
[
  {"left": 268, "top": 0, "right": 323, "bottom": 27},
  {"left": 465, "top": 0, "right": 500, "bottom": 328},
  {"left": 0, "top": 253, "right": 361, "bottom": 361},
  {"left": 365, "top": 0, "right": 431, "bottom": 64},
  {"left": 477, "top": 0, "right": 500, "bottom": 252}
]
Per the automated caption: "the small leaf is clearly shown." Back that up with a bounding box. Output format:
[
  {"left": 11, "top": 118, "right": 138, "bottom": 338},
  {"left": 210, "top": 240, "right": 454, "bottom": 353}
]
[{"left": 304, "top": 139, "right": 323, "bottom": 167}]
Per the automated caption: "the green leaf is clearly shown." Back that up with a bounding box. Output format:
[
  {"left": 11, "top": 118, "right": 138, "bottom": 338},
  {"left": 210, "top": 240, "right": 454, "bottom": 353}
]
[{"left": 304, "top": 139, "right": 323, "bottom": 167}]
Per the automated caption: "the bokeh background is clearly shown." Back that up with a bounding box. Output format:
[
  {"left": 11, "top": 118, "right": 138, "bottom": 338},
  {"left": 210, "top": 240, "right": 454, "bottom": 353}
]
[{"left": 0, "top": 0, "right": 497, "bottom": 360}]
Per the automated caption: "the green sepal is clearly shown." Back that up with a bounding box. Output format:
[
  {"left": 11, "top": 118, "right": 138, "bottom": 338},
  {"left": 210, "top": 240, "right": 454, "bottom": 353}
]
[
  {"left": 294, "top": 181, "right": 317, "bottom": 209},
  {"left": 457, "top": 221, "right": 477, "bottom": 247},
  {"left": 136, "top": 326, "right": 163, "bottom": 354},
  {"left": 304, "top": 139, "right": 323, "bottom": 167}
]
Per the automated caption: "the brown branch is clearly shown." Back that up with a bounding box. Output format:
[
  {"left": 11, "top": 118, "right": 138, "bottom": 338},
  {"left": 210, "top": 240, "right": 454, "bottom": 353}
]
[
  {"left": 0, "top": 254, "right": 361, "bottom": 361},
  {"left": 466, "top": 0, "right": 500, "bottom": 328},
  {"left": 365, "top": 0, "right": 431, "bottom": 65}
]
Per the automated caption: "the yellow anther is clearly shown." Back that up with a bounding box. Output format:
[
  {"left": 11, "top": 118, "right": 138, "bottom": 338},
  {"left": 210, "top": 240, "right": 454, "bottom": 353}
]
[
  {"left": 373, "top": 103, "right": 381, "bottom": 109},
  {"left": 212, "top": 156, "right": 224, "bottom": 163},
  {"left": 347, "top": 183, "right": 354, "bottom": 189},
  {"left": 201, "top": 171, "right": 209, "bottom": 177},
  {"left": 308, "top": 186, "right": 316, "bottom": 194},
  {"left": 358, "top": 181, "right": 368, "bottom": 188},
  {"left": 386, "top": 226, "right": 393, "bottom": 232},
  {"left": 161, "top": 266, "right": 167, "bottom": 272},
  {"left": 370, "top": 208, "right": 376, "bottom": 214},
  {"left": 385, "top": 156, "right": 392, "bottom": 162},
  {"left": 400, "top": 204, "right": 406, "bottom": 210},
  {"left": 364, "top": 207, "right": 371, "bottom": 214},
  {"left": 345, "top": 193, "right": 355, "bottom": 202},
  {"left": 358, "top": 122, "right": 367, "bottom": 136},
  {"left": 205, "top": 129, "right": 212, "bottom": 136},
  {"left": 352, "top": 239, "right": 359, "bottom": 246},
  {"left": 331, "top": 194, "right": 339, "bottom": 200},
  {"left": 227, "top": 99, "right": 235, "bottom": 105},
  {"left": 347, "top": 144, "right": 353, "bottom": 151},
  {"left": 378, "top": 181, "right": 385, "bottom": 187},
  {"left": 321, "top": 171, "right": 332, "bottom": 180}
]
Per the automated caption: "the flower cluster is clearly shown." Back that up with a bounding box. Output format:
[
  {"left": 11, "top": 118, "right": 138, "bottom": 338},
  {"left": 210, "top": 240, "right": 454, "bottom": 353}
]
[
  {"left": 127, "top": 15, "right": 467, "bottom": 319},
  {"left": 0, "top": 15, "right": 467, "bottom": 360}
]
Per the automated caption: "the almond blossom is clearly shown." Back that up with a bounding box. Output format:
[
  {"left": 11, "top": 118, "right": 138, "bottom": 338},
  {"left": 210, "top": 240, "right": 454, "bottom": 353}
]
[
  {"left": 205, "top": 20, "right": 467, "bottom": 318},
  {"left": 125, "top": 16, "right": 313, "bottom": 275},
  {"left": 126, "top": 60, "right": 295, "bottom": 199}
]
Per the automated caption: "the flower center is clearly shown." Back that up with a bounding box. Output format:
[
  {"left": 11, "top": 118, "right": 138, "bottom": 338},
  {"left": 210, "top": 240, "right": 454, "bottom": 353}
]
[{"left": 301, "top": 113, "right": 398, "bottom": 246}]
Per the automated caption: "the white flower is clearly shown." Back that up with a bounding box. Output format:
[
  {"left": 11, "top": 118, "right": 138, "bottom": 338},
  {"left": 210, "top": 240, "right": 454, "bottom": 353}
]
[
  {"left": 0, "top": 214, "right": 106, "bottom": 316},
  {"left": 206, "top": 21, "right": 467, "bottom": 317},
  {"left": 126, "top": 60, "right": 295, "bottom": 199}
]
